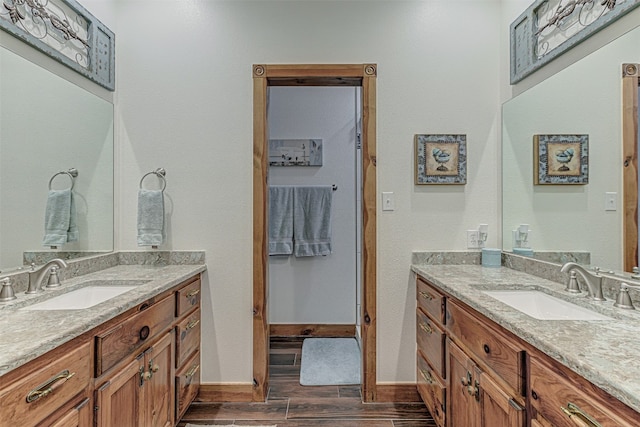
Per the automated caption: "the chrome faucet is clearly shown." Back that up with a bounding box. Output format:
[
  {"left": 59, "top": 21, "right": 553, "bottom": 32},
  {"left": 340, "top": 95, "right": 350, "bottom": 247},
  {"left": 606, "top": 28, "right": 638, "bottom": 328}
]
[
  {"left": 26, "top": 259, "right": 68, "bottom": 294},
  {"left": 560, "top": 262, "right": 605, "bottom": 301}
]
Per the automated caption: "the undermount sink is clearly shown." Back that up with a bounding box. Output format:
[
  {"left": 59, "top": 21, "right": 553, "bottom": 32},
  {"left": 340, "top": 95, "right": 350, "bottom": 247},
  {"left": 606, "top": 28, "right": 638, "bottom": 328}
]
[
  {"left": 22, "top": 280, "right": 149, "bottom": 310},
  {"left": 482, "top": 290, "right": 613, "bottom": 321}
]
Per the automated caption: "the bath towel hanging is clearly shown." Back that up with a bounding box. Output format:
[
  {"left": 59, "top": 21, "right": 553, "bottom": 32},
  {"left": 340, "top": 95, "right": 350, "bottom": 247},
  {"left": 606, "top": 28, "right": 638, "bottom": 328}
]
[
  {"left": 293, "top": 186, "right": 333, "bottom": 257},
  {"left": 268, "top": 186, "right": 294, "bottom": 255}
]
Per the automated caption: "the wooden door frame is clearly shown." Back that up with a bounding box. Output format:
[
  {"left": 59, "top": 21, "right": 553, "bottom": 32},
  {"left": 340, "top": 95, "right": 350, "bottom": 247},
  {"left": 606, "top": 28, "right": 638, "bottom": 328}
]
[
  {"left": 623, "top": 63, "right": 639, "bottom": 272},
  {"left": 252, "top": 64, "right": 378, "bottom": 402}
]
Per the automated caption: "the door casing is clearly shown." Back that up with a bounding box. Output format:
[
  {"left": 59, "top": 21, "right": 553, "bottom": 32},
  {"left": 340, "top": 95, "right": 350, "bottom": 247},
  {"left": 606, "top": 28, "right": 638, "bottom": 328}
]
[{"left": 252, "top": 63, "right": 378, "bottom": 402}]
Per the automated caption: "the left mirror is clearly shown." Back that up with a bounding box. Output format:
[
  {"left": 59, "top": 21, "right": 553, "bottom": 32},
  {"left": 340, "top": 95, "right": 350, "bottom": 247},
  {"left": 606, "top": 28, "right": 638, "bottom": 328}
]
[{"left": 0, "top": 45, "right": 113, "bottom": 271}]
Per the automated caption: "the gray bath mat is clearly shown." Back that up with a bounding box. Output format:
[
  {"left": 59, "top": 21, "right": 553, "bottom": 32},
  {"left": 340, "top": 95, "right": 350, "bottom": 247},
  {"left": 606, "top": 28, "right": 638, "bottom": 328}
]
[{"left": 299, "top": 337, "right": 361, "bottom": 386}]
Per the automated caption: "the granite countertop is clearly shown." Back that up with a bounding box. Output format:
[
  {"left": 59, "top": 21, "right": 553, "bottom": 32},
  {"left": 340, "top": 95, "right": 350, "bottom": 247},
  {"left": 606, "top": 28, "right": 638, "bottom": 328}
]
[
  {"left": 411, "top": 264, "right": 640, "bottom": 413},
  {"left": 0, "top": 263, "right": 206, "bottom": 378}
]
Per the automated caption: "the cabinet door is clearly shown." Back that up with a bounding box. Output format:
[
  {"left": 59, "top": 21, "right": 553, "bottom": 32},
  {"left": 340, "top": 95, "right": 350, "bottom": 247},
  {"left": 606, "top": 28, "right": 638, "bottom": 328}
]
[
  {"left": 479, "top": 371, "right": 525, "bottom": 427},
  {"left": 448, "top": 341, "right": 480, "bottom": 427},
  {"left": 95, "top": 357, "right": 145, "bottom": 427},
  {"left": 144, "top": 332, "right": 175, "bottom": 427}
]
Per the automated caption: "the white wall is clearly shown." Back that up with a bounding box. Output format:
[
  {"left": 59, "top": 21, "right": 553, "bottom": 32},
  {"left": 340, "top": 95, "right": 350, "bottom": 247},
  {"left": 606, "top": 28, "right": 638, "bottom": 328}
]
[
  {"left": 83, "top": 0, "right": 502, "bottom": 384},
  {"left": 268, "top": 86, "right": 357, "bottom": 325}
]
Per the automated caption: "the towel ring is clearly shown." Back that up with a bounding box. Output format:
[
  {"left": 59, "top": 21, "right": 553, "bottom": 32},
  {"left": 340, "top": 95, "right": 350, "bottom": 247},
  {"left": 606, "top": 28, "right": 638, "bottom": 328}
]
[
  {"left": 139, "top": 168, "right": 167, "bottom": 192},
  {"left": 48, "top": 168, "right": 78, "bottom": 191}
]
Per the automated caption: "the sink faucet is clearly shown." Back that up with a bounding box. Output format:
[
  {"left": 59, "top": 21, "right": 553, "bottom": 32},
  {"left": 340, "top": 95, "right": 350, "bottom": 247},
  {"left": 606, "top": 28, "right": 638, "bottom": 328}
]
[
  {"left": 26, "top": 259, "right": 68, "bottom": 294},
  {"left": 560, "top": 262, "right": 605, "bottom": 301}
]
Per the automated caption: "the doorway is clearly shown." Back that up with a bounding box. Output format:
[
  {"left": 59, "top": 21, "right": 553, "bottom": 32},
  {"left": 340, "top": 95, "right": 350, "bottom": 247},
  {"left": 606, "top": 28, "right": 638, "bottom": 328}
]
[{"left": 252, "top": 64, "right": 377, "bottom": 402}]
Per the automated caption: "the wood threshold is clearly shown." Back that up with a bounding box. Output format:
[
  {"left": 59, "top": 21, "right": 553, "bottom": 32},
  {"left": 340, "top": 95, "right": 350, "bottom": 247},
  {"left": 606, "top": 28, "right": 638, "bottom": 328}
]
[
  {"left": 197, "top": 384, "right": 254, "bottom": 403},
  {"left": 253, "top": 63, "right": 377, "bottom": 403},
  {"left": 270, "top": 324, "right": 355, "bottom": 338},
  {"left": 375, "top": 384, "right": 422, "bottom": 403}
]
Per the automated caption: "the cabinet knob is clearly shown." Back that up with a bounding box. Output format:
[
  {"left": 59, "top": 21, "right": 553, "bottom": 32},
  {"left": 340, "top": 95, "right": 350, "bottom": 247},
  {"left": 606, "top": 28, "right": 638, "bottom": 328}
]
[
  {"left": 531, "top": 390, "right": 538, "bottom": 400},
  {"left": 483, "top": 344, "right": 490, "bottom": 354},
  {"left": 139, "top": 326, "right": 150, "bottom": 341}
]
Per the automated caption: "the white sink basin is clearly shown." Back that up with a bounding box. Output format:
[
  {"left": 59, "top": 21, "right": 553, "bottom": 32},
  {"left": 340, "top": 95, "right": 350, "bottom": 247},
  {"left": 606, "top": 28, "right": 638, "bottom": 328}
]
[
  {"left": 24, "top": 285, "right": 137, "bottom": 310},
  {"left": 482, "top": 290, "right": 613, "bottom": 321}
]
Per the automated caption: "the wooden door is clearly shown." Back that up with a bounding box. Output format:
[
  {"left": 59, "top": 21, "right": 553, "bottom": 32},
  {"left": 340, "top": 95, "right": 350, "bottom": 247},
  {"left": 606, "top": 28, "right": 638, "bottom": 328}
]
[
  {"left": 448, "top": 341, "right": 479, "bottom": 427},
  {"left": 95, "top": 357, "right": 144, "bottom": 427},
  {"left": 144, "top": 332, "right": 175, "bottom": 427},
  {"left": 479, "top": 371, "right": 525, "bottom": 427}
]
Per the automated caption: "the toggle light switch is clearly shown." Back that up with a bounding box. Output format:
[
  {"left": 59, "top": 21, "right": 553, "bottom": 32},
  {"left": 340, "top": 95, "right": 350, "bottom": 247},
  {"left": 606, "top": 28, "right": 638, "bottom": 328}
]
[{"left": 382, "top": 192, "right": 395, "bottom": 211}]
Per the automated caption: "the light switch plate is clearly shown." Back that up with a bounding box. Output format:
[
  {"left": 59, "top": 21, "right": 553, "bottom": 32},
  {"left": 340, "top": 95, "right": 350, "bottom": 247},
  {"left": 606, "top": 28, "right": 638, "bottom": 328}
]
[
  {"left": 605, "top": 192, "right": 617, "bottom": 211},
  {"left": 382, "top": 192, "right": 395, "bottom": 211}
]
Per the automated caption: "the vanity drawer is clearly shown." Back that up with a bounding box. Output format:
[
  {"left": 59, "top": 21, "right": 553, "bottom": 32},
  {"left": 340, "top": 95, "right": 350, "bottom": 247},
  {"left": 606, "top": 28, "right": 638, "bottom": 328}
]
[
  {"left": 417, "top": 277, "right": 446, "bottom": 324},
  {"left": 0, "top": 340, "right": 91, "bottom": 426},
  {"left": 416, "top": 308, "right": 446, "bottom": 379},
  {"left": 176, "top": 308, "right": 201, "bottom": 368},
  {"left": 417, "top": 352, "right": 446, "bottom": 427},
  {"left": 176, "top": 277, "right": 201, "bottom": 318},
  {"left": 176, "top": 350, "right": 200, "bottom": 421},
  {"left": 95, "top": 295, "right": 174, "bottom": 376},
  {"left": 446, "top": 300, "right": 524, "bottom": 396},
  {"left": 529, "top": 355, "right": 635, "bottom": 427}
]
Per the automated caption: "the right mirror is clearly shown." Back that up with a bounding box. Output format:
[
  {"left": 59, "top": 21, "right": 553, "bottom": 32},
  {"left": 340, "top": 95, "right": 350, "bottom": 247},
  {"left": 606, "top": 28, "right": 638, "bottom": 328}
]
[{"left": 502, "top": 24, "right": 640, "bottom": 272}]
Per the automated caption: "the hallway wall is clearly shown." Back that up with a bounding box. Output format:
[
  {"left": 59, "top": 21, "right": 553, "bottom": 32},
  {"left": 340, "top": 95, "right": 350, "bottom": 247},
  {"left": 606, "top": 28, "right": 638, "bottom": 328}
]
[{"left": 83, "top": 0, "right": 502, "bottom": 384}]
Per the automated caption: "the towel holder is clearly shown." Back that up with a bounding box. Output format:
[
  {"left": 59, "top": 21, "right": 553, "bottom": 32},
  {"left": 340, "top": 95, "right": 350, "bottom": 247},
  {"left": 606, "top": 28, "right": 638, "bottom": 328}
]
[
  {"left": 139, "top": 168, "right": 167, "bottom": 192},
  {"left": 48, "top": 168, "right": 78, "bottom": 191}
]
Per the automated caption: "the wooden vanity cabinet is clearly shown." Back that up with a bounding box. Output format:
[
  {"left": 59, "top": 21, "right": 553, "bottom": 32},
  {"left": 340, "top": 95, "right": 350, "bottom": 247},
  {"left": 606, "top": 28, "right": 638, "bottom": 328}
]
[
  {"left": 528, "top": 353, "right": 637, "bottom": 427},
  {"left": 415, "top": 277, "right": 447, "bottom": 427},
  {"left": 174, "top": 276, "right": 201, "bottom": 421},
  {"left": 416, "top": 274, "right": 640, "bottom": 427},
  {"left": 95, "top": 302, "right": 175, "bottom": 427},
  {"left": 0, "top": 338, "right": 92, "bottom": 427}
]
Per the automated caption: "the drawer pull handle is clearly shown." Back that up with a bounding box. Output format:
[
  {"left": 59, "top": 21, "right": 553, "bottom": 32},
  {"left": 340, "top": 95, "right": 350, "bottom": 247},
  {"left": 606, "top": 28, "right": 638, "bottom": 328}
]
[
  {"left": 186, "top": 289, "right": 200, "bottom": 298},
  {"left": 186, "top": 319, "right": 200, "bottom": 330},
  {"left": 419, "top": 291, "right": 435, "bottom": 301},
  {"left": 186, "top": 363, "right": 200, "bottom": 379},
  {"left": 26, "top": 370, "right": 75, "bottom": 403},
  {"left": 139, "top": 325, "right": 150, "bottom": 341},
  {"left": 419, "top": 322, "right": 433, "bottom": 334},
  {"left": 419, "top": 369, "right": 434, "bottom": 385},
  {"left": 561, "top": 402, "right": 602, "bottom": 427}
]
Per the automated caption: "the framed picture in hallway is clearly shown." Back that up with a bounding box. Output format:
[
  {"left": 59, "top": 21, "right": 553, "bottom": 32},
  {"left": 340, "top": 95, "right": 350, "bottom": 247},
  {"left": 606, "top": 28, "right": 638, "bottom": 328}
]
[
  {"left": 415, "top": 134, "right": 467, "bottom": 185},
  {"left": 533, "top": 134, "right": 589, "bottom": 185},
  {"left": 269, "top": 139, "right": 323, "bottom": 166}
]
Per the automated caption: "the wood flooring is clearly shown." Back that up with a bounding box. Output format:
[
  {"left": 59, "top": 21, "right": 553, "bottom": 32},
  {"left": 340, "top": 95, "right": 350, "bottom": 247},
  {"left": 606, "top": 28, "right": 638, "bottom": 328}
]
[{"left": 179, "top": 337, "right": 436, "bottom": 427}]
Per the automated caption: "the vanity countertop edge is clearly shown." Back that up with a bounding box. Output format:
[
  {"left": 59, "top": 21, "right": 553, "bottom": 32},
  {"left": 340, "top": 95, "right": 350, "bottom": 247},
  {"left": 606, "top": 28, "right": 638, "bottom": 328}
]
[
  {"left": 0, "top": 263, "right": 206, "bottom": 378},
  {"left": 411, "top": 263, "right": 640, "bottom": 414}
]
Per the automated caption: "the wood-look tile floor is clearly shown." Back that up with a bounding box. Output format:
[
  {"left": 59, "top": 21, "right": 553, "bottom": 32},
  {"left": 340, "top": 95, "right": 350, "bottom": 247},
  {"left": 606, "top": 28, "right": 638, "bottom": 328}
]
[{"left": 179, "top": 337, "right": 436, "bottom": 427}]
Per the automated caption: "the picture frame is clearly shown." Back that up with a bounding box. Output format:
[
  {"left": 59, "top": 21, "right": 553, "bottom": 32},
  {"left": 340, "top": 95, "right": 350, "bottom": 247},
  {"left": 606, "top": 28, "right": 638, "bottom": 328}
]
[
  {"left": 415, "top": 134, "right": 467, "bottom": 185},
  {"left": 533, "top": 134, "right": 588, "bottom": 185},
  {"left": 268, "top": 139, "right": 323, "bottom": 166}
]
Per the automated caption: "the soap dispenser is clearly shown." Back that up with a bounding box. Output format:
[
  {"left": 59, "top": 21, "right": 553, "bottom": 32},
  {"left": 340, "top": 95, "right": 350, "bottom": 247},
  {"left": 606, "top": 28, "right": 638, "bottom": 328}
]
[{"left": 0, "top": 277, "right": 16, "bottom": 302}]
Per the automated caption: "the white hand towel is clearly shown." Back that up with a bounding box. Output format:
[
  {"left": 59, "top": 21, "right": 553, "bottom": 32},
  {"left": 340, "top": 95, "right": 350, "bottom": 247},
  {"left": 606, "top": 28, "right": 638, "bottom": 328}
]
[{"left": 137, "top": 189, "right": 165, "bottom": 246}]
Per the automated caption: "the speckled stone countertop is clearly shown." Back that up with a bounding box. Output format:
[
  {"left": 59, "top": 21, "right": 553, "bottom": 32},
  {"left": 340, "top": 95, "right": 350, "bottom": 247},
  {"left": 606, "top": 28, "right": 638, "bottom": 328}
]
[
  {"left": 0, "top": 263, "right": 206, "bottom": 378},
  {"left": 411, "top": 264, "right": 640, "bottom": 413}
]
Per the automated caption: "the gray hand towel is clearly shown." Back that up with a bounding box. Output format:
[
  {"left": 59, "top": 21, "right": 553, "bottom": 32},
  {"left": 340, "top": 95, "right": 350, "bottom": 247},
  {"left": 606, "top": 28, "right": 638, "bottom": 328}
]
[
  {"left": 43, "top": 189, "right": 72, "bottom": 246},
  {"left": 268, "top": 186, "right": 294, "bottom": 255},
  {"left": 293, "top": 186, "right": 333, "bottom": 257},
  {"left": 137, "top": 189, "right": 165, "bottom": 246}
]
